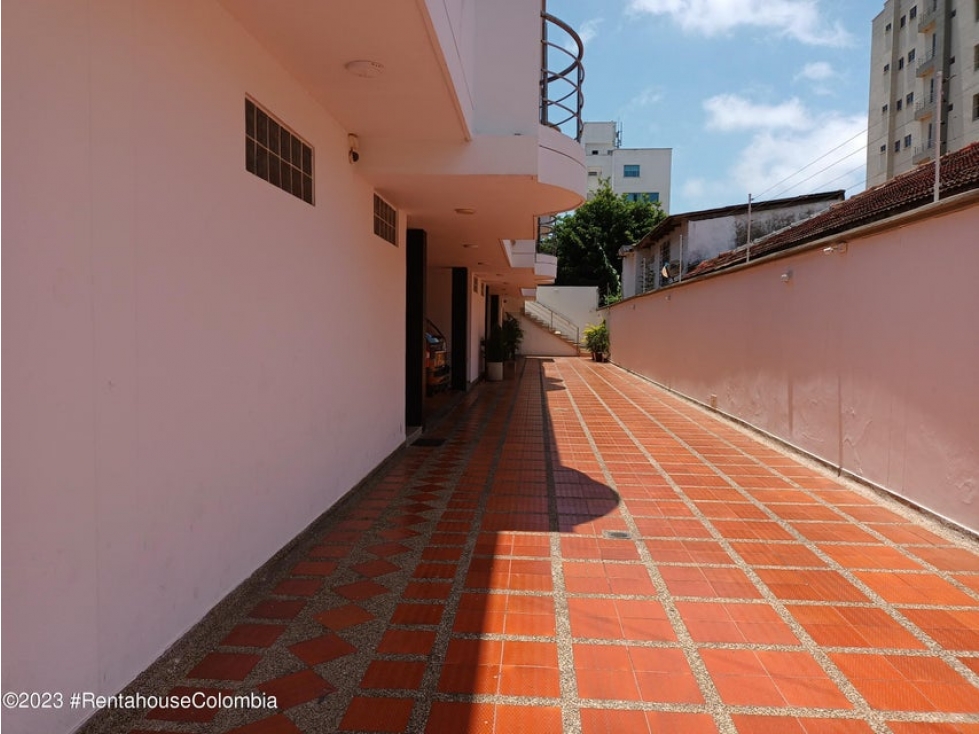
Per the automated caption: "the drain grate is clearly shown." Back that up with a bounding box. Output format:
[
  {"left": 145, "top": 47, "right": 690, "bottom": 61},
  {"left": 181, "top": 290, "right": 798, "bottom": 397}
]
[
  {"left": 603, "top": 530, "right": 632, "bottom": 540},
  {"left": 411, "top": 437, "right": 446, "bottom": 447}
]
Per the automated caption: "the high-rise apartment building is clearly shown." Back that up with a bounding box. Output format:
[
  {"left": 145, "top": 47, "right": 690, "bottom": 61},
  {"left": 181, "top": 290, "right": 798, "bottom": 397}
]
[
  {"left": 582, "top": 121, "right": 673, "bottom": 212},
  {"left": 867, "top": 0, "right": 979, "bottom": 187}
]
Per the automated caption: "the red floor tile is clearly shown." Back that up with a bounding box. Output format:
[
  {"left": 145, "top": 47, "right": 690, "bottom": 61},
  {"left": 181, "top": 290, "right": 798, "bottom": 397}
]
[
  {"left": 249, "top": 599, "right": 306, "bottom": 620},
  {"left": 855, "top": 572, "right": 979, "bottom": 606},
  {"left": 831, "top": 653, "right": 979, "bottom": 712},
  {"left": 314, "top": 604, "right": 374, "bottom": 630},
  {"left": 677, "top": 601, "right": 799, "bottom": 645},
  {"left": 731, "top": 715, "right": 874, "bottom": 733},
  {"left": 390, "top": 603, "right": 444, "bottom": 626},
  {"left": 580, "top": 708, "right": 651, "bottom": 734},
  {"left": 339, "top": 696, "right": 413, "bottom": 732},
  {"left": 494, "top": 705, "right": 563, "bottom": 734},
  {"left": 360, "top": 660, "right": 426, "bottom": 690},
  {"left": 660, "top": 566, "right": 762, "bottom": 599},
  {"left": 645, "top": 538, "right": 735, "bottom": 564},
  {"left": 817, "top": 544, "right": 923, "bottom": 571},
  {"left": 731, "top": 541, "right": 826, "bottom": 568},
  {"left": 258, "top": 669, "right": 335, "bottom": 709},
  {"left": 425, "top": 702, "right": 495, "bottom": 734},
  {"left": 787, "top": 605, "right": 926, "bottom": 649},
  {"left": 757, "top": 568, "right": 868, "bottom": 603},
  {"left": 701, "top": 649, "right": 850, "bottom": 708},
  {"left": 899, "top": 609, "right": 979, "bottom": 650},
  {"left": 887, "top": 723, "right": 979, "bottom": 734},
  {"left": 377, "top": 629, "right": 436, "bottom": 656},
  {"left": 288, "top": 633, "right": 356, "bottom": 666}
]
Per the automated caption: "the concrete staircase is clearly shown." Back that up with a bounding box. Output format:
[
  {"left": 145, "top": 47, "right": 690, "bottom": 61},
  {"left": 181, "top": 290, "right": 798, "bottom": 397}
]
[{"left": 522, "top": 302, "right": 584, "bottom": 354}]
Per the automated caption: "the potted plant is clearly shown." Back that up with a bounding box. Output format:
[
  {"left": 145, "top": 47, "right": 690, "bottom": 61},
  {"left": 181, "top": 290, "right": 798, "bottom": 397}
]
[
  {"left": 484, "top": 324, "right": 506, "bottom": 381},
  {"left": 583, "top": 321, "right": 610, "bottom": 362},
  {"left": 501, "top": 314, "right": 524, "bottom": 362}
]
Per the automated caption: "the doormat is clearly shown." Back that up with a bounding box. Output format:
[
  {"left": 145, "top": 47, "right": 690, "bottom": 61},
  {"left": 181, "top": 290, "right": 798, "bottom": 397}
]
[{"left": 411, "top": 437, "right": 446, "bottom": 447}]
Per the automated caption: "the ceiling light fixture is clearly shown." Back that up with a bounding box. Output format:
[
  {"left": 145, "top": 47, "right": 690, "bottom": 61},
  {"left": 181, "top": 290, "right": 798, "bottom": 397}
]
[
  {"left": 454, "top": 207, "right": 476, "bottom": 215},
  {"left": 344, "top": 60, "right": 384, "bottom": 78}
]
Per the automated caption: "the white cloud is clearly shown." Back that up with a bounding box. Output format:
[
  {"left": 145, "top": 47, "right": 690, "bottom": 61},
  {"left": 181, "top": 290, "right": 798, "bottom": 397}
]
[
  {"left": 796, "top": 61, "right": 835, "bottom": 81},
  {"left": 623, "top": 86, "right": 665, "bottom": 111},
  {"left": 627, "top": 0, "right": 852, "bottom": 46},
  {"left": 703, "top": 94, "right": 811, "bottom": 131},
  {"left": 681, "top": 94, "right": 867, "bottom": 209},
  {"left": 577, "top": 18, "right": 603, "bottom": 47},
  {"left": 731, "top": 113, "right": 867, "bottom": 200}
]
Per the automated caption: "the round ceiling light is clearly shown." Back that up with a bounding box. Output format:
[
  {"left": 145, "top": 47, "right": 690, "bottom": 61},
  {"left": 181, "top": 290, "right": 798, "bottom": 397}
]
[{"left": 344, "top": 60, "right": 384, "bottom": 78}]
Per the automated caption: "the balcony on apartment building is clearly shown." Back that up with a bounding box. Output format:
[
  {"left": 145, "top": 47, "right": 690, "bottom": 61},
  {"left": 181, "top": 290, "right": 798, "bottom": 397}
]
[
  {"left": 915, "top": 95, "right": 936, "bottom": 120},
  {"left": 913, "top": 138, "right": 936, "bottom": 163},
  {"left": 917, "top": 0, "right": 940, "bottom": 31},
  {"left": 916, "top": 49, "right": 938, "bottom": 77}
]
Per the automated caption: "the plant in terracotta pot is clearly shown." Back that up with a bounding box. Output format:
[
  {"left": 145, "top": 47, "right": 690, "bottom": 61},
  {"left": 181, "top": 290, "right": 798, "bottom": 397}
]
[{"left": 583, "top": 321, "right": 610, "bottom": 362}]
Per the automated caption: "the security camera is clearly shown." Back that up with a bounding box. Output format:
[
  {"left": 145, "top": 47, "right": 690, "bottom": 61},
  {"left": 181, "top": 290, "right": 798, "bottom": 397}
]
[{"left": 348, "top": 133, "right": 360, "bottom": 164}]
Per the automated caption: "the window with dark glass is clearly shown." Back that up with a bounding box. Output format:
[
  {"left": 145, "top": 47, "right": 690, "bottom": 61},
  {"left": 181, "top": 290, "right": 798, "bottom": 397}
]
[
  {"left": 245, "top": 98, "right": 314, "bottom": 205},
  {"left": 623, "top": 164, "right": 641, "bottom": 178}
]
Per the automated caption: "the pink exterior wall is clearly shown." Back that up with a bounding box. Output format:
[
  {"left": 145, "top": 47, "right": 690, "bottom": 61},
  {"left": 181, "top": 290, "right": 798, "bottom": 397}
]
[
  {"left": 2, "top": 3, "right": 407, "bottom": 733},
  {"left": 609, "top": 197, "right": 979, "bottom": 534}
]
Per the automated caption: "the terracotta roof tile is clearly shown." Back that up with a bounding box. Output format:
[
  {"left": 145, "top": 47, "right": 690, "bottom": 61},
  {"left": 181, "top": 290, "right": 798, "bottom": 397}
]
[{"left": 687, "top": 142, "right": 979, "bottom": 278}]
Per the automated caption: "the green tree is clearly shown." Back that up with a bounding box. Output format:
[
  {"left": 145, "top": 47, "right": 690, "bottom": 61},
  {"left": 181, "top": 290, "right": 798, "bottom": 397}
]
[{"left": 551, "top": 180, "right": 665, "bottom": 302}]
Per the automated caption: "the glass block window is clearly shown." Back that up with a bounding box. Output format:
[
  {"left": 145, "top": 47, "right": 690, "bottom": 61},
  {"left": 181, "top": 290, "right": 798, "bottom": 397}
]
[
  {"left": 373, "top": 194, "right": 397, "bottom": 245},
  {"left": 245, "top": 98, "right": 314, "bottom": 205}
]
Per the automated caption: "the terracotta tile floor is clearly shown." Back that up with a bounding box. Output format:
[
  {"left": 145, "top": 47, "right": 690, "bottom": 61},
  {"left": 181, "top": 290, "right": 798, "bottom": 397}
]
[{"left": 83, "top": 358, "right": 979, "bottom": 734}]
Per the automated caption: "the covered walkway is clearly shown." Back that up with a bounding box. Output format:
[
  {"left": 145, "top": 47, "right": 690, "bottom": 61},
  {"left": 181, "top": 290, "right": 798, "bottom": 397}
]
[{"left": 93, "top": 358, "right": 979, "bottom": 734}]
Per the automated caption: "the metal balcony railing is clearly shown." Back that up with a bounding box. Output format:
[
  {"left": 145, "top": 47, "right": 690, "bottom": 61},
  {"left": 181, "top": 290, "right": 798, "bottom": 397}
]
[
  {"left": 917, "top": 1, "right": 939, "bottom": 31},
  {"left": 913, "top": 140, "right": 936, "bottom": 164},
  {"left": 524, "top": 300, "right": 580, "bottom": 346},
  {"left": 540, "top": 12, "right": 584, "bottom": 142},
  {"left": 916, "top": 50, "right": 937, "bottom": 76},
  {"left": 536, "top": 215, "right": 558, "bottom": 255}
]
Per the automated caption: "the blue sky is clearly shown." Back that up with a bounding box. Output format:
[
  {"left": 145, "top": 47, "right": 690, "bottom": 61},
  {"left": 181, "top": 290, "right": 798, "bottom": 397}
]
[{"left": 547, "top": 0, "right": 877, "bottom": 213}]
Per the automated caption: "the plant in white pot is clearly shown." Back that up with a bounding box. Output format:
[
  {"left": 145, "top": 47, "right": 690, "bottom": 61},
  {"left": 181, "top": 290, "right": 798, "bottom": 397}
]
[{"left": 485, "top": 325, "right": 506, "bottom": 381}]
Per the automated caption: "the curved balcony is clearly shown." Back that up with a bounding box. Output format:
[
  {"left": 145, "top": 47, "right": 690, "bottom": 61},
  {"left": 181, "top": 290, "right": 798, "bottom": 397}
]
[{"left": 540, "top": 12, "right": 584, "bottom": 142}]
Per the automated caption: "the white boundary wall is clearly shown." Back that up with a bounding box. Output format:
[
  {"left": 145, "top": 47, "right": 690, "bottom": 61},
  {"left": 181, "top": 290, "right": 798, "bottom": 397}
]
[{"left": 609, "top": 195, "right": 979, "bottom": 534}]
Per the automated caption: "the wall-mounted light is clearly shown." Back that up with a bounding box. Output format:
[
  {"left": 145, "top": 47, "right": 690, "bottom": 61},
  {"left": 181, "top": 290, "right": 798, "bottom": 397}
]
[
  {"left": 781, "top": 270, "right": 793, "bottom": 283},
  {"left": 822, "top": 241, "right": 847, "bottom": 254}
]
